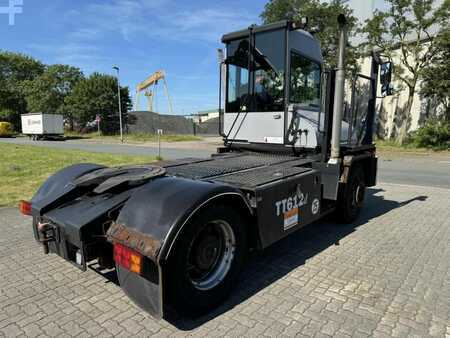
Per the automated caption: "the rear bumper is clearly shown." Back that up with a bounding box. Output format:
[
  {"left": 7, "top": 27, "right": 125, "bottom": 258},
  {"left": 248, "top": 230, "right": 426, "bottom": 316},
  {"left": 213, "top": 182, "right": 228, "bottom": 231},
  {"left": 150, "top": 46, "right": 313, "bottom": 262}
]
[
  {"left": 32, "top": 216, "right": 111, "bottom": 272},
  {"left": 32, "top": 216, "right": 88, "bottom": 270}
]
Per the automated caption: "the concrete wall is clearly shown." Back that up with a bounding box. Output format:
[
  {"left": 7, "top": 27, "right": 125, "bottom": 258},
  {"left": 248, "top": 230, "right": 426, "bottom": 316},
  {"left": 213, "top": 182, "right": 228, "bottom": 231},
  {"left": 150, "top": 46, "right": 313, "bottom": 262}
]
[
  {"left": 127, "top": 111, "right": 194, "bottom": 134},
  {"left": 194, "top": 117, "right": 220, "bottom": 135},
  {"left": 127, "top": 111, "right": 219, "bottom": 135}
]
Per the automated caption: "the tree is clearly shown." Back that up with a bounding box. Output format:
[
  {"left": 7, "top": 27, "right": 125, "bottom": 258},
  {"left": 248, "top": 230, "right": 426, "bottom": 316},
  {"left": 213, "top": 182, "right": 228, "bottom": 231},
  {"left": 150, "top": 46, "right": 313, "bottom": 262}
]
[
  {"left": 420, "top": 24, "right": 450, "bottom": 121},
  {"left": 23, "top": 64, "right": 84, "bottom": 130},
  {"left": 260, "top": 0, "right": 359, "bottom": 70},
  {"left": 64, "top": 73, "right": 131, "bottom": 134},
  {"left": 363, "top": 0, "right": 449, "bottom": 143},
  {"left": 0, "top": 51, "right": 44, "bottom": 129}
]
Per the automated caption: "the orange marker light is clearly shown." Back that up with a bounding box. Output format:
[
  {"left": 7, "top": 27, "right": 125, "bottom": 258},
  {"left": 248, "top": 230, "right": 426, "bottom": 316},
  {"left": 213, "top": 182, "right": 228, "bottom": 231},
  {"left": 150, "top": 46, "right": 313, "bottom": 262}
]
[
  {"left": 19, "top": 200, "right": 32, "bottom": 216},
  {"left": 129, "top": 253, "right": 142, "bottom": 274}
]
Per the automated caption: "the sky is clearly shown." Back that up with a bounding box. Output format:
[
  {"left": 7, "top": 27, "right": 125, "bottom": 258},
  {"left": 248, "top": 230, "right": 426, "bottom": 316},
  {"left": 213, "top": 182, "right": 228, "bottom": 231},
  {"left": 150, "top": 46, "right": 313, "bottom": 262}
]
[{"left": 1, "top": 0, "right": 388, "bottom": 115}]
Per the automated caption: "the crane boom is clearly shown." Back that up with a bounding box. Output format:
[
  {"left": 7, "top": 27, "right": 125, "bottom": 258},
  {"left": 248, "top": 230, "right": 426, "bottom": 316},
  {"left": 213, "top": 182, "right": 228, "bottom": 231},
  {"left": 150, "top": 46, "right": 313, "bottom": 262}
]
[
  {"left": 137, "top": 70, "right": 165, "bottom": 92},
  {"left": 135, "top": 70, "right": 173, "bottom": 114}
]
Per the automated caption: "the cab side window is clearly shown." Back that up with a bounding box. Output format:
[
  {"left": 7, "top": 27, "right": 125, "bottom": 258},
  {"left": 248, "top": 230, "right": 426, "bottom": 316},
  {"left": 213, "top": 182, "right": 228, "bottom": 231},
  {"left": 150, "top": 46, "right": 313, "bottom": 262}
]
[{"left": 289, "top": 52, "right": 321, "bottom": 109}]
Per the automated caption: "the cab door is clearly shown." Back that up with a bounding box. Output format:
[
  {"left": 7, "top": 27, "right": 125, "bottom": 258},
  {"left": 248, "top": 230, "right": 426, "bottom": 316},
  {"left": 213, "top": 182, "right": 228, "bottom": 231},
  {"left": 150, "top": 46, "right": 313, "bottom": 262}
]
[{"left": 223, "top": 29, "right": 286, "bottom": 144}]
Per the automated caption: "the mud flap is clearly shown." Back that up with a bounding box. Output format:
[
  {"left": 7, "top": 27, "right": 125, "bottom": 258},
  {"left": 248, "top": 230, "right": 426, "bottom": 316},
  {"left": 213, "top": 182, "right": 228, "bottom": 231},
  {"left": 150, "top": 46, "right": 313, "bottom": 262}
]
[
  {"left": 107, "top": 222, "right": 164, "bottom": 317},
  {"left": 116, "top": 265, "right": 163, "bottom": 318}
]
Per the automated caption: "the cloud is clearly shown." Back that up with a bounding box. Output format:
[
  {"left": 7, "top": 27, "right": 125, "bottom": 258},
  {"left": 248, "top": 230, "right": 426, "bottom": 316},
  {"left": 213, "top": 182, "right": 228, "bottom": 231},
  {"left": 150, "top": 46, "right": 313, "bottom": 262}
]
[
  {"left": 62, "top": 0, "right": 257, "bottom": 44},
  {"left": 155, "top": 7, "right": 256, "bottom": 43},
  {"left": 28, "top": 0, "right": 256, "bottom": 71}
]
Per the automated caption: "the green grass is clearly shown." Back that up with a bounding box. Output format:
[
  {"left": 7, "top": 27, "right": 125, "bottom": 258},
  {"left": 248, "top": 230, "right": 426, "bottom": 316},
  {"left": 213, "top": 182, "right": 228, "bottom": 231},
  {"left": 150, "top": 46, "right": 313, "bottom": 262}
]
[
  {"left": 0, "top": 143, "right": 155, "bottom": 207},
  {"left": 376, "top": 139, "right": 450, "bottom": 154},
  {"left": 65, "top": 131, "right": 202, "bottom": 143}
]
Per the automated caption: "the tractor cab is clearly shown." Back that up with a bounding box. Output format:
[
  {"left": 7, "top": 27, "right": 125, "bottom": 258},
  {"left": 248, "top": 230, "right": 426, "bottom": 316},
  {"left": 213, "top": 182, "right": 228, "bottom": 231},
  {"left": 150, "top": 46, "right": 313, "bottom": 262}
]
[
  {"left": 220, "top": 20, "right": 391, "bottom": 158},
  {"left": 221, "top": 21, "right": 324, "bottom": 152}
]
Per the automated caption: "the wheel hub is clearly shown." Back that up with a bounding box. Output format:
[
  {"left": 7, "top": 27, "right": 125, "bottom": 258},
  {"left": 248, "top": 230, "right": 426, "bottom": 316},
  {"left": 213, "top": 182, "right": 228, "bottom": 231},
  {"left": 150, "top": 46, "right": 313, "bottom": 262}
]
[
  {"left": 187, "top": 220, "right": 236, "bottom": 291},
  {"left": 195, "top": 235, "right": 221, "bottom": 270}
]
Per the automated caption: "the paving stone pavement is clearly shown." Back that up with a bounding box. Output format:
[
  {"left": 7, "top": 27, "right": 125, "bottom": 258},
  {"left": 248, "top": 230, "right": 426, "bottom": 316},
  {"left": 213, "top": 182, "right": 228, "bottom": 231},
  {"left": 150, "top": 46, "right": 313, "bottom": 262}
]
[{"left": 1, "top": 183, "right": 449, "bottom": 337}]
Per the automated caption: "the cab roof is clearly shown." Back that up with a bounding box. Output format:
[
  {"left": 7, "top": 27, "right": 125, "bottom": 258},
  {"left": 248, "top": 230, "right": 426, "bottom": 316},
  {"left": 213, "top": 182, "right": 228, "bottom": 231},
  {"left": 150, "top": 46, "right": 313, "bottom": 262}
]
[{"left": 221, "top": 20, "right": 323, "bottom": 64}]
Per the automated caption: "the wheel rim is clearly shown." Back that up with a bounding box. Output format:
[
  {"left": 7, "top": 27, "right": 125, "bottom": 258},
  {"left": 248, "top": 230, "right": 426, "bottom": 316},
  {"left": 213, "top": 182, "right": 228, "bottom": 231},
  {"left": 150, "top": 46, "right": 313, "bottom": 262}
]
[{"left": 186, "top": 220, "right": 236, "bottom": 291}]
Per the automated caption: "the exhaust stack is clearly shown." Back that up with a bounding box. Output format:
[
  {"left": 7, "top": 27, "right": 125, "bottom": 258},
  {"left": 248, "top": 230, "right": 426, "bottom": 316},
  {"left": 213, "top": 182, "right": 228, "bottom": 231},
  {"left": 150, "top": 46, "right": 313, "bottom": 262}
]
[{"left": 329, "top": 14, "right": 347, "bottom": 163}]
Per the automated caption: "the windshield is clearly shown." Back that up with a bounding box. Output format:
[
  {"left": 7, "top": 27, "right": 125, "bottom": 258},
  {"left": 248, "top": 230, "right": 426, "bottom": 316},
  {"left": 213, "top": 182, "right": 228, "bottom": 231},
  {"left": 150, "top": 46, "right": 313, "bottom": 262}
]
[
  {"left": 226, "top": 29, "right": 285, "bottom": 113},
  {"left": 252, "top": 30, "right": 285, "bottom": 111}
]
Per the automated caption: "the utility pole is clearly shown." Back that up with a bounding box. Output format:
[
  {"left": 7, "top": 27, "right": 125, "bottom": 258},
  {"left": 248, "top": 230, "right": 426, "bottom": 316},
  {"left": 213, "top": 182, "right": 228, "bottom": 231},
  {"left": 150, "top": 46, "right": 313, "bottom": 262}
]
[{"left": 112, "top": 66, "right": 123, "bottom": 143}]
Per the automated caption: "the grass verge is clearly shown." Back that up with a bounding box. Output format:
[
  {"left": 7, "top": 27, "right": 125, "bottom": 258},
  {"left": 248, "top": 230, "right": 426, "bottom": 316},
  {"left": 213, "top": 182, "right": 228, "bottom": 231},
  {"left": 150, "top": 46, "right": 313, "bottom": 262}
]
[
  {"left": 376, "top": 139, "right": 450, "bottom": 155},
  {"left": 0, "top": 143, "right": 155, "bottom": 207},
  {"left": 65, "top": 132, "right": 202, "bottom": 143}
]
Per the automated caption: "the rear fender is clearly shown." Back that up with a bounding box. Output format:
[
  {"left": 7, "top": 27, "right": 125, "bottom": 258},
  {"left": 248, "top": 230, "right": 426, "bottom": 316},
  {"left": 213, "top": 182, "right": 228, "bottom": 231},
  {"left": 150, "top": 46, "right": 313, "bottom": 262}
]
[
  {"left": 108, "top": 176, "right": 252, "bottom": 318},
  {"left": 112, "top": 176, "right": 252, "bottom": 262},
  {"left": 31, "top": 163, "right": 105, "bottom": 215}
]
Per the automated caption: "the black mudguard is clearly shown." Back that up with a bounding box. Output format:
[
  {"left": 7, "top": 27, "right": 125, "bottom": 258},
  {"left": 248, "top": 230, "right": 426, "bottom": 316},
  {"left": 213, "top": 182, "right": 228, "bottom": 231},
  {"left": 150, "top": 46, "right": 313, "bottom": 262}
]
[
  {"left": 110, "top": 176, "right": 251, "bottom": 318},
  {"left": 31, "top": 163, "right": 105, "bottom": 215}
]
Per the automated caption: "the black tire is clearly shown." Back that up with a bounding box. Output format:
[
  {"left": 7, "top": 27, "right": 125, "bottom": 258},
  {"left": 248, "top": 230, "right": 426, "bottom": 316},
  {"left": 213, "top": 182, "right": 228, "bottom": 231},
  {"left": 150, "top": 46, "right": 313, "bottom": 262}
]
[
  {"left": 166, "top": 204, "right": 247, "bottom": 316},
  {"left": 336, "top": 165, "right": 366, "bottom": 223}
]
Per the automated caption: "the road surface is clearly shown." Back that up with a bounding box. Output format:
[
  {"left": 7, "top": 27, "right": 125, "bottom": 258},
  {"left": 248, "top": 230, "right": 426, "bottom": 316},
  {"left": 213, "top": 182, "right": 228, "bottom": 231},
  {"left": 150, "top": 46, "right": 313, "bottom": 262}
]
[
  {"left": 1, "top": 137, "right": 449, "bottom": 188},
  {"left": 0, "top": 137, "right": 212, "bottom": 159},
  {"left": 1, "top": 183, "right": 449, "bottom": 336}
]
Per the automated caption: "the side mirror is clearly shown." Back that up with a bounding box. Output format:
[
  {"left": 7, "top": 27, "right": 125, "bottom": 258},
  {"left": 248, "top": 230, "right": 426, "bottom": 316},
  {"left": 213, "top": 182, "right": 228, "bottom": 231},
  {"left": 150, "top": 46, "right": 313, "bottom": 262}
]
[{"left": 380, "top": 61, "right": 394, "bottom": 97}]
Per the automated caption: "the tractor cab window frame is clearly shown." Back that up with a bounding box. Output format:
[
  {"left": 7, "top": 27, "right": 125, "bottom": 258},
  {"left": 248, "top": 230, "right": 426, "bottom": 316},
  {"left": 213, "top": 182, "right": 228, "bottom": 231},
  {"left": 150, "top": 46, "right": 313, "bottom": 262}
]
[
  {"left": 225, "top": 38, "right": 250, "bottom": 113},
  {"left": 289, "top": 51, "right": 321, "bottom": 111},
  {"left": 251, "top": 29, "right": 286, "bottom": 112},
  {"left": 225, "top": 29, "right": 286, "bottom": 113}
]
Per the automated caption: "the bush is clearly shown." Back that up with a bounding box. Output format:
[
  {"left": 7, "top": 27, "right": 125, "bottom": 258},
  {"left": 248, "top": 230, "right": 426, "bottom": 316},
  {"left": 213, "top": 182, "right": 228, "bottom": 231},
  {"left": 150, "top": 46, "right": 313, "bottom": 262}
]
[
  {"left": 411, "top": 119, "right": 450, "bottom": 150},
  {"left": 0, "top": 121, "right": 13, "bottom": 136}
]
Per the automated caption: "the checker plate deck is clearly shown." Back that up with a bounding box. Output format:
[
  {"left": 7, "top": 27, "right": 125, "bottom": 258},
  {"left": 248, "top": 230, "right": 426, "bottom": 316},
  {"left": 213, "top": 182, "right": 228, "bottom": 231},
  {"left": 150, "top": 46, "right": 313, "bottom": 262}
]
[{"left": 163, "top": 152, "right": 313, "bottom": 189}]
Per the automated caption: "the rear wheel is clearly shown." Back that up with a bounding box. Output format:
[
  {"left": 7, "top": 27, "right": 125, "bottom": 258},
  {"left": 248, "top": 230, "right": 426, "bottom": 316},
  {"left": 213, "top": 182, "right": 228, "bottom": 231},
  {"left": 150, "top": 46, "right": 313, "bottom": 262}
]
[
  {"left": 336, "top": 165, "right": 366, "bottom": 223},
  {"left": 166, "top": 204, "right": 247, "bottom": 315}
]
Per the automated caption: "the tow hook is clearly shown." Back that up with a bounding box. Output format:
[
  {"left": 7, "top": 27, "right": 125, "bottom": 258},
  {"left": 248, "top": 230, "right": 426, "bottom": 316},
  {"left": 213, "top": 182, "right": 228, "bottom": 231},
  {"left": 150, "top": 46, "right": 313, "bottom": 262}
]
[{"left": 37, "top": 222, "right": 56, "bottom": 254}]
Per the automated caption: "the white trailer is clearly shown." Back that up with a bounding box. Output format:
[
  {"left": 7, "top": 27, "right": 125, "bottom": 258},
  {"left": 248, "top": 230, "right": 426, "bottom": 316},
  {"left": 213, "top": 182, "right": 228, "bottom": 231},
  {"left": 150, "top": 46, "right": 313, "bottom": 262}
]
[{"left": 21, "top": 113, "right": 64, "bottom": 140}]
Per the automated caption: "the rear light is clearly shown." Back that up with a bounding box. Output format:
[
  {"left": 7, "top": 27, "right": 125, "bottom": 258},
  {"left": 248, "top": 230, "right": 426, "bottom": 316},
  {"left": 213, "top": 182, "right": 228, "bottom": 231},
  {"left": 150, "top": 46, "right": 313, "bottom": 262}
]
[
  {"left": 113, "top": 243, "right": 142, "bottom": 274},
  {"left": 19, "top": 200, "right": 32, "bottom": 216}
]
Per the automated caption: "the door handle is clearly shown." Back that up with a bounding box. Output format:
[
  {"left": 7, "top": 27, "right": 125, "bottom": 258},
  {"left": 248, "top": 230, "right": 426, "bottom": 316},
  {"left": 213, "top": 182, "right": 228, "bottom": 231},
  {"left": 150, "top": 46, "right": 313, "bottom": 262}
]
[{"left": 273, "top": 114, "right": 281, "bottom": 119}]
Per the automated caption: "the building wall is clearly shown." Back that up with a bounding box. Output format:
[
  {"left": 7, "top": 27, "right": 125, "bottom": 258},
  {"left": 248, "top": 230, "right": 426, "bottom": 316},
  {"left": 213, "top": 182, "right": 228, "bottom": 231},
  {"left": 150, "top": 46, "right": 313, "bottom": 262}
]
[
  {"left": 192, "top": 110, "right": 220, "bottom": 124},
  {"left": 359, "top": 48, "right": 432, "bottom": 139}
]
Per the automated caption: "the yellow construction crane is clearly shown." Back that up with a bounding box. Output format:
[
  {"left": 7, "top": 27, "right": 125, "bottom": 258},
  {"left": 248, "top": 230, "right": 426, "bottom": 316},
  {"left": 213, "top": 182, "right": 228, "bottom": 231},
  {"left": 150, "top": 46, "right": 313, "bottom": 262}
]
[{"left": 135, "top": 70, "right": 173, "bottom": 114}]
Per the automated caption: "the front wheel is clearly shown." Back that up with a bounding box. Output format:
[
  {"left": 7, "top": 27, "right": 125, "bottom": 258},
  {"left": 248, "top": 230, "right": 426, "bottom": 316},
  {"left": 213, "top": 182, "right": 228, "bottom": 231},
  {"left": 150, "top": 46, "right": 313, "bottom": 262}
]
[
  {"left": 336, "top": 165, "right": 366, "bottom": 223},
  {"left": 166, "top": 204, "right": 247, "bottom": 315}
]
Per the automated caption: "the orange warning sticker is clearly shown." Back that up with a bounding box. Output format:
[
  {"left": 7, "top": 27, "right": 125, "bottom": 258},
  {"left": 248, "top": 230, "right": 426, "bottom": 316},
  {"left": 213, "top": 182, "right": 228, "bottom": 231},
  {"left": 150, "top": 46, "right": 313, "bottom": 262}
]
[{"left": 284, "top": 207, "right": 299, "bottom": 230}]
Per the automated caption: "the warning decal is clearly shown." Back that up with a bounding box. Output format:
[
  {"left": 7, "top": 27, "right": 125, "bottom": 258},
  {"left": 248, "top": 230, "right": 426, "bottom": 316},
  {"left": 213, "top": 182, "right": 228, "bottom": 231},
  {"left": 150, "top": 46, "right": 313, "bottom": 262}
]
[{"left": 284, "top": 207, "right": 299, "bottom": 230}]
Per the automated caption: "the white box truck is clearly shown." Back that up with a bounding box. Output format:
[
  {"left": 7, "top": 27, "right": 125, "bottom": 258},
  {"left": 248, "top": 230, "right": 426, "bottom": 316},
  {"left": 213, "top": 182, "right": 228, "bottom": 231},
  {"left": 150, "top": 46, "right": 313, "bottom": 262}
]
[{"left": 21, "top": 113, "right": 64, "bottom": 140}]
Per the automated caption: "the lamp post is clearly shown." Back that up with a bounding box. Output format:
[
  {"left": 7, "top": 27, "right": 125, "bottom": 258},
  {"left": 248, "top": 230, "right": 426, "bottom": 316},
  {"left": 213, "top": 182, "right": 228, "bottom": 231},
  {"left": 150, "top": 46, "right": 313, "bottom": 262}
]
[{"left": 112, "top": 66, "right": 123, "bottom": 143}]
